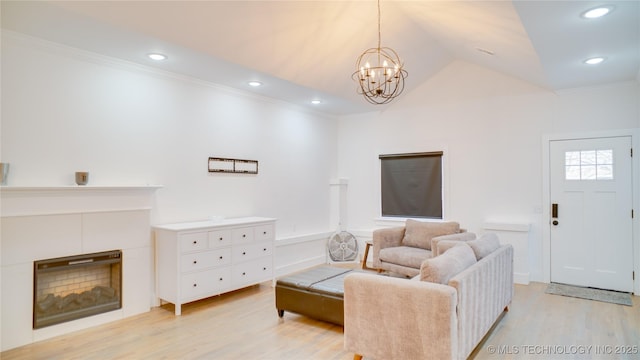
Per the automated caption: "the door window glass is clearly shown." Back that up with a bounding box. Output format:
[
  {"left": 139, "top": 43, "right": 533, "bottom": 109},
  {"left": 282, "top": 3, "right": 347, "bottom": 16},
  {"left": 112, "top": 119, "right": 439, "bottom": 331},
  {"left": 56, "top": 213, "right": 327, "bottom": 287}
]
[{"left": 565, "top": 149, "right": 613, "bottom": 180}]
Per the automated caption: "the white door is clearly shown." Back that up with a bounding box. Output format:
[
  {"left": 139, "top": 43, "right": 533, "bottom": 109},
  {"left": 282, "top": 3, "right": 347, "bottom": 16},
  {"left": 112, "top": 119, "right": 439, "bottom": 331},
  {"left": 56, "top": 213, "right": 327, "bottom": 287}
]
[{"left": 550, "top": 136, "right": 633, "bottom": 292}]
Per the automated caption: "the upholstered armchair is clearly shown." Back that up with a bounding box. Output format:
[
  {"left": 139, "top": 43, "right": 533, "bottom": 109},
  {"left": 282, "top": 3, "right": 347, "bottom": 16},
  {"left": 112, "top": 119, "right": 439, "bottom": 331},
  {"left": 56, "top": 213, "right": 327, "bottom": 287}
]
[{"left": 372, "top": 219, "right": 475, "bottom": 277}]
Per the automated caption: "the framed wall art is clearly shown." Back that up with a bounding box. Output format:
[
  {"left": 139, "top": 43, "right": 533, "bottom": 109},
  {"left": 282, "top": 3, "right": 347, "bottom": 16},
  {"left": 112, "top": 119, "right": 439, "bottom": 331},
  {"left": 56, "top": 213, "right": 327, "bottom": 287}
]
[{"left": 208, "top": 157, "right": 258, "bottom": 174}]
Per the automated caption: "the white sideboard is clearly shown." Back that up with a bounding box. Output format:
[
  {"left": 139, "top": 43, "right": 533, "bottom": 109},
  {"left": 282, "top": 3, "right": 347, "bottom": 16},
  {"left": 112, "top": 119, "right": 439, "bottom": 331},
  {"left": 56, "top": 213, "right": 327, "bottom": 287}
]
[{"left": 154, "top": 217, "right": 276, "bottom": 315}]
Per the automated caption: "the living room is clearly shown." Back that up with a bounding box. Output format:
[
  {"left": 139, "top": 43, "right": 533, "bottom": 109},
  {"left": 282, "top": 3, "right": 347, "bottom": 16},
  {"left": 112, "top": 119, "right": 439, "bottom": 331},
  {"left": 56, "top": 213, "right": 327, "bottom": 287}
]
[{"left": 1, "top": 0, "right": 639, "bottom": 358}]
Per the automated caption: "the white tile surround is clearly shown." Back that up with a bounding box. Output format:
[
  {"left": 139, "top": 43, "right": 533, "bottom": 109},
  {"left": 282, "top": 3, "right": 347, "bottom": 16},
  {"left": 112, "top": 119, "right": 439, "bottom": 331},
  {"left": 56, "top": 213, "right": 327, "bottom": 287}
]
[{"left": 0, "top": 186, "right": 160, "bottom": 351}]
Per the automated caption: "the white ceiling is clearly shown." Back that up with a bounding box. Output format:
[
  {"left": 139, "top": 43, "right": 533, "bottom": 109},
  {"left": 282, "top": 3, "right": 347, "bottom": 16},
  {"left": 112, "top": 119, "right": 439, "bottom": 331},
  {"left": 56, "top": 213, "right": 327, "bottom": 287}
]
[{"left": 2, "top": 1, "right": 639, "bottom": 115}]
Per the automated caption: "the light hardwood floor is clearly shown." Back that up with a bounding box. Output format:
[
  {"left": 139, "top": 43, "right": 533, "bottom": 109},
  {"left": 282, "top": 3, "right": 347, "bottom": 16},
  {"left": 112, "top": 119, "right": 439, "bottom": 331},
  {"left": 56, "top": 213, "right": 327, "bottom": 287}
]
[{"left": 2, "top": 279, "right": 639, "bottom": 359}]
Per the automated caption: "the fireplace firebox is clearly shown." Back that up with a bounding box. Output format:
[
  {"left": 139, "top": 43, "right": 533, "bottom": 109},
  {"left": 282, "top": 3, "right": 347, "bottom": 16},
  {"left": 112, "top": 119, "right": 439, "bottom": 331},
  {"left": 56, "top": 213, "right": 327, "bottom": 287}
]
[{"left": 33, "top": 250, "right": 122, "bottom": 329}]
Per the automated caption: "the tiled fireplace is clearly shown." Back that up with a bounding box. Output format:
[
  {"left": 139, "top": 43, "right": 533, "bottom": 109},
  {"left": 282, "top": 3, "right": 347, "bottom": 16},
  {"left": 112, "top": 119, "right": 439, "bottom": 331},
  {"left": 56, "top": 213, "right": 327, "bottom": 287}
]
[{"left": 0, "top": 186, "right": 160, "bottom": 351}]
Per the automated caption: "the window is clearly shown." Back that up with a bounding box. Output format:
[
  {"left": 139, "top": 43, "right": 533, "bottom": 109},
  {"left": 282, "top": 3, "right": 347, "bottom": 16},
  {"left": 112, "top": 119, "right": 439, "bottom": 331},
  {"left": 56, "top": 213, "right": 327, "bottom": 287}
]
[
  {"left": 565, "top": 149, "right": 613, "bottom": 180},
  {"left": 380, "top": 152, "right": 443, "bottom": 219}
]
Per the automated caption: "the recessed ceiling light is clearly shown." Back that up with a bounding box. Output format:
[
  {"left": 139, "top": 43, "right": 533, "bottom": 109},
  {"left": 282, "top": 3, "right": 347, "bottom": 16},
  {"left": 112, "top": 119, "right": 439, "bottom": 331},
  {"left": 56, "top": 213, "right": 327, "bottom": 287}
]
[
  {"left": 248, "top": 81, "right": 262, "bottom": 87},
  {"left": 311, "top": 99, "right": 322, "bottom": 105},
  {"left": 584, "top": 57, "right": 605, "bottom": 65},
  {"left": 147, "top": 53, "right": 167, "bottom": 61},
  {"left": 582, "top": 6, "right": 613, "bottom": 19}
]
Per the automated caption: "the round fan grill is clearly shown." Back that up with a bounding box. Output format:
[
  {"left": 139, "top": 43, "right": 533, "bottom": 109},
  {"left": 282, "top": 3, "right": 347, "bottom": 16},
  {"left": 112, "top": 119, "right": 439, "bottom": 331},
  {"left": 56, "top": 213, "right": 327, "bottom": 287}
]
[{"left": 327, "top": 231, "right": 358, "bottom": 262}]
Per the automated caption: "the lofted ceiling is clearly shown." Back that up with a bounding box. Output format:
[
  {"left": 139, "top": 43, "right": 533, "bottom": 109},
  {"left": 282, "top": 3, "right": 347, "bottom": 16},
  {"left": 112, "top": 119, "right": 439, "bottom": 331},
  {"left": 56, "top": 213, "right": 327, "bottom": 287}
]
[{"left": 2, "top": 1, "right": 639, "bottom": 115}]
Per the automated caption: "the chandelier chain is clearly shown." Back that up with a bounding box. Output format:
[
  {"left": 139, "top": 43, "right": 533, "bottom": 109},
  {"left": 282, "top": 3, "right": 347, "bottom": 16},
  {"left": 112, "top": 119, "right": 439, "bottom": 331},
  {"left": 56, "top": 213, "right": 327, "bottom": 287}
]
[{"left": 377, "top": 0, "right": 381, "bottom": 51}]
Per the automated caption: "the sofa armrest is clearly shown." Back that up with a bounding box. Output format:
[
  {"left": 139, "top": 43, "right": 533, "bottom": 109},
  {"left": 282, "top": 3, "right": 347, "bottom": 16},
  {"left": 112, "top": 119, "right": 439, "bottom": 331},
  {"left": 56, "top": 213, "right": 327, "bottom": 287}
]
[
  {"left": 449, "top": 244, "right": 513, "bottom": 359},
  {"left": 344, "top": 273, "right": 458, "bottom": 360},
  {"left": 432, "top": 232, "right": 476, "bottom": 257},
  {"left": 372, "top": 226, "right": 405, "bottom": 267}
]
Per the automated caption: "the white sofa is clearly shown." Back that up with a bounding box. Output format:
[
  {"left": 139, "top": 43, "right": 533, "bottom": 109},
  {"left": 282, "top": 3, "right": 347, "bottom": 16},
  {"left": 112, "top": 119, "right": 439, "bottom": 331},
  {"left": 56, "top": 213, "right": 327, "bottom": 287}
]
[{"left": 344, "top": 234, "right": 514, "bottom": 360}]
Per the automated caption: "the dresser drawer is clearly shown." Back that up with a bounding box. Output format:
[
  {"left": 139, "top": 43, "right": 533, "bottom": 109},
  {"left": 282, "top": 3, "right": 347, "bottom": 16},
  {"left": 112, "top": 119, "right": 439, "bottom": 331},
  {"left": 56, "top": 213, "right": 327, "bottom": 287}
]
[
  {"left": 209, "top": 229, "right": 232, "bottom": 248},
  {"left": 232, "top": 242, "right": 273, "bottom": 262},
  {"left": 179, "top": 232, "right": 208, "bottom": 253},
  {"left": 232, "top": 227, "right": 254, "bottom": 243},
  {"left": 181, "top": 267, "right": 231, "bottom": 300},
  {"left": 232, "top": 257, "right": 273, "bottom": 287},
  {"left": 180, "top": 248, "right": 232, "bottom": 273}
]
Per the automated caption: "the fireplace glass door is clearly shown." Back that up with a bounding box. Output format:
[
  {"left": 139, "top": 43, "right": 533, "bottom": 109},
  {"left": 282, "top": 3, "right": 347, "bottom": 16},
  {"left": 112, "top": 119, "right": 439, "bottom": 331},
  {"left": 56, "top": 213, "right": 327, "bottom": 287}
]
[{"left": 33, "top": 250, "right": 122, "bottom": 329}]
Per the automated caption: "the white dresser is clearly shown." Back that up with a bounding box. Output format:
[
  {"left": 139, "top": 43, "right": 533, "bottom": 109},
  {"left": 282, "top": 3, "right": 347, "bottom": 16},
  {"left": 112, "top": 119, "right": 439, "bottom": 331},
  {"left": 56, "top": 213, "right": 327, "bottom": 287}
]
[{"left": 154, "top": 217, "right": 276, "bottom": 315}]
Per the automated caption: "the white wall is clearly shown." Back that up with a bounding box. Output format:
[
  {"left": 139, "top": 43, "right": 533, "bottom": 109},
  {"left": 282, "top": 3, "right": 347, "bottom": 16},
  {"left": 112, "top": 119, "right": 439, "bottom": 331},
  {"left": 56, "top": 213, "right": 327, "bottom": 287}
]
[
  {"left": 3, "top": 31, "right": 639, "bottom": 289},
  {"left": 337, "top": 61, "right": 640, "bottom": 283},
  {"left": 1, "top": 32, "right": 338, "bottom": 238}
]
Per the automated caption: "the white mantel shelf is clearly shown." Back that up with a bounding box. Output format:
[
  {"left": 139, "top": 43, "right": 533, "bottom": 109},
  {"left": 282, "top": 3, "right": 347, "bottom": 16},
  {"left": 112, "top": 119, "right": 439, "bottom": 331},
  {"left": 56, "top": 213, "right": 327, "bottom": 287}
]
[{"left": 1, "top": 185, "right": 163, "bottom": 217}]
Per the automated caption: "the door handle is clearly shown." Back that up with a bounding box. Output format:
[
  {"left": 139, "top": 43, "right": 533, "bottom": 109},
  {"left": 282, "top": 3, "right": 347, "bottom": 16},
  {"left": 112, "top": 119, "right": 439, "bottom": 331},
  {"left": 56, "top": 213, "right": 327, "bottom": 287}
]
[{"left": 552, "top": 203, "right": 558, "bottom": 218}]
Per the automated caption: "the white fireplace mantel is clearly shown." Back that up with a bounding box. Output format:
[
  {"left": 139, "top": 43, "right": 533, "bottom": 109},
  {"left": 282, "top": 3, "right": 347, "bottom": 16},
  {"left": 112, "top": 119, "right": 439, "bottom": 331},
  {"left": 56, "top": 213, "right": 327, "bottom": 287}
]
[{"left": 0, "top": 185, "right": 162, "bottom": 217}]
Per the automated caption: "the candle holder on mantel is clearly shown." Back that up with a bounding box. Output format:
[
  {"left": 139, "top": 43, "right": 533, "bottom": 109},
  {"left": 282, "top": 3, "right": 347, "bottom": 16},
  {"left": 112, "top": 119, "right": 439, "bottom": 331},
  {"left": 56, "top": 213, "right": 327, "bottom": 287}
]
[{"left": 75, "top": 171, "right": 89, "bottom": 186}]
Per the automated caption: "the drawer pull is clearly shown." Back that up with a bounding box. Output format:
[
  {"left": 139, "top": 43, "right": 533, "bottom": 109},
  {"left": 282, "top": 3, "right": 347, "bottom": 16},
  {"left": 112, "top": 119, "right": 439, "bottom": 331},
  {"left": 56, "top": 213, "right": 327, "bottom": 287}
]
[
  {"left": 242, "top": 272, "right": 246, "bottom": 276},
  {"left": 219, "top": 277, "right": 223, "bottom": 281},
  {"left": 193, "top": 240, "right": 197, "bottom": 245},
  {"left": 242, "top": 234, "right": 246, "bottom": 238},
  {"left": 263, "top": 231, "right": 267, "bottom": 235},
  {"left": 263, "top": 267, "right": 267, "bottom": 271},
  {"left": 242, "top": 252, "right": 246, "bottom": 255},
  {"left": 193, "top": 283, "right": 197, "bottom": 287},
  {"left": 219, "top": 237, "right": 223, "bottom": 241},
  {"left": 193, "top": 260, "right": 197, "bottom": 264},
  {"left": 263, "top": 248, "right": 267, "bottom": 251},
  {"left": 219, "top": 256, "right": 223, "bottom": 260}
]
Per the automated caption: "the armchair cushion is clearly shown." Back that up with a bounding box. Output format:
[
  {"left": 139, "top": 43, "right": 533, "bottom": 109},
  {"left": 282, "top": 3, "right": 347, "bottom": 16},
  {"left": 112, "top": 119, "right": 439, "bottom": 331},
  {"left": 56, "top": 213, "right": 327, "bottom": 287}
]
[
  {"left": 466, "top": 233, "right": 500, "bottom": 260},
  {"left": 420, "top": 243, "right": 476, "bottom": 284},
  {"left": 379, "top": 246, "right": 432, "bottom": 269},
  {"left": 402, "top": 220, "right": 460, "bottom": 250}
]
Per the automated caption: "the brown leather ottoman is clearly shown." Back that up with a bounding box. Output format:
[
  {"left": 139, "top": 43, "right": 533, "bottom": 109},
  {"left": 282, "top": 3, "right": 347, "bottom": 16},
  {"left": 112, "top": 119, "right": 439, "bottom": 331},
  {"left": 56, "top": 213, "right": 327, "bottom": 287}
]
[{"left": 275, "top": 266, "right": 355, "bottom": 326}]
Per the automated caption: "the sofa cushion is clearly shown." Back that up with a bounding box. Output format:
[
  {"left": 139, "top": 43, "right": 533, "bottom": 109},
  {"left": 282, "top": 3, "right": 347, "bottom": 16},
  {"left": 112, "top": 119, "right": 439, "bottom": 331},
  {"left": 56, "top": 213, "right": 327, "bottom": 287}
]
[
  {"left": 401, "top": 219, "right": 460, "bottom": 250},
  {"left": 420, "top": 243, "right": 476, "bottom": 284},
  {"left": 379, "top": 246, "right": 432, "bottom": 269},
  {"left": 466, "top": 233, "right": 500, "bottom": 260}
]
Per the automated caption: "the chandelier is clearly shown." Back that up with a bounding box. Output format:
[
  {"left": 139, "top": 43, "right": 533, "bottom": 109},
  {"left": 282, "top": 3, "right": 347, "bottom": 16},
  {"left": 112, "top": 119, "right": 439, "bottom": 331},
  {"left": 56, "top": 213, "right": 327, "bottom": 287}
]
[{"left": 353, "top": 0, "right": 408, "bottom": 105}]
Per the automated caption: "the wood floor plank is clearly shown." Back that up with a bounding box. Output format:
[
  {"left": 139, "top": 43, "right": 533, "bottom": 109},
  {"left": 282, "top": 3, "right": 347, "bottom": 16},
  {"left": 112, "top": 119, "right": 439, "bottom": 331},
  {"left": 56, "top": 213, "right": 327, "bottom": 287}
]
[{"left": 2, "top": 281, "right": 638, "bottom": 359}]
